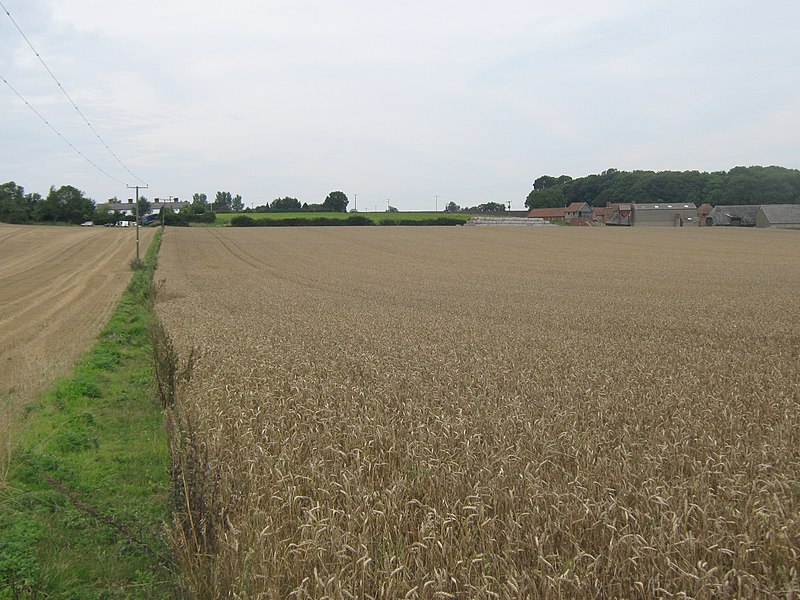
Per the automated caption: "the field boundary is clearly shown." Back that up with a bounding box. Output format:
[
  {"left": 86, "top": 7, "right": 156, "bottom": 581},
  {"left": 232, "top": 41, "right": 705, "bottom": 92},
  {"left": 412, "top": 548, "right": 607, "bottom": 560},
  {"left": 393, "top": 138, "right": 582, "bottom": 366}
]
[
  {"left": 0, "top": 232, "right": 174, "bottom": 597},
  {"left": 213, "top": 211, "right": 473, "bottom": 226}
]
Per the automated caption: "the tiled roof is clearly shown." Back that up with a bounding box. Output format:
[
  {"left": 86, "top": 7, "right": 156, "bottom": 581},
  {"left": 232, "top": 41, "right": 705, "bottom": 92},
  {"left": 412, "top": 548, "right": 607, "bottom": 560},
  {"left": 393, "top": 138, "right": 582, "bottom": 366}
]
[
  {"left": 527, "top": 207, "right": 567, "bottom": 219},
  {"left": 565, "top": 202, "right": 590, "bottom": 212}
]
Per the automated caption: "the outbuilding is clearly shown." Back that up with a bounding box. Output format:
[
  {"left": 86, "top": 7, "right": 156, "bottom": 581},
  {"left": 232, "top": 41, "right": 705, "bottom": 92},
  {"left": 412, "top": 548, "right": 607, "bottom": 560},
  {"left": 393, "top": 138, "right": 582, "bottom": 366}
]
[
  {"left": 526, "top": 207, "right": 568, "bottom": 221},
  {"left": 527, "top": 202, "right": 593, "bottom": 225},
  {"left": 755, "top": 204, "right": 800, "bottom": 229},
  {"left": 708, "top": 205, "right": 760, "bottom": 227},
  {"left": 563, "top": 202, "right": 593, "bottom": 224},
  {"left": 604, "top": 203, "right": 633, "bottom": 226},
  {"left": 632, "top": 203, "right": 698, "bottom": 227}
]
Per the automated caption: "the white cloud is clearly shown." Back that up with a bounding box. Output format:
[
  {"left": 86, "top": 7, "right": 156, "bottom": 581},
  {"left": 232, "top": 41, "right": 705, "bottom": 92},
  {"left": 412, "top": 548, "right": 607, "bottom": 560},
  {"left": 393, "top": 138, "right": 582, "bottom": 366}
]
[{"left": 1, "top": 0, "right": 798, "bottom": 207}]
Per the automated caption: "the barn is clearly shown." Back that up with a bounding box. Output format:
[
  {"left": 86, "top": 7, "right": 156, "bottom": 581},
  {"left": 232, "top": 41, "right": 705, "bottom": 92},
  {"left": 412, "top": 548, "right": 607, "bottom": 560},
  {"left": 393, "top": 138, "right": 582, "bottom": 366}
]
[
  {"left": 527, "top": 202, "right": 593, "bottom": 225},
  {"left": 708, "top": 205, "right": 760, "bottom": 227},
  {"left": 632, "top": 203, "right": 698, "bottom": 227},
  {"left": 563, "top": 202, "right": 593, "bottom": 224},
  {"left": 755, "top": 205, "right": 800, "bottom": 229}
]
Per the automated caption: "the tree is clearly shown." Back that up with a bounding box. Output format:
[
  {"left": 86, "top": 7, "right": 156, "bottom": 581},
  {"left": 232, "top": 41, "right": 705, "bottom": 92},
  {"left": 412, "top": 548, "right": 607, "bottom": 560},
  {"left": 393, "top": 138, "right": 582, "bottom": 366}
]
[
  {"left": 386, "top": 205, "right": 399, "bottom": 213},
  {"left": 322, "top": 190, "right": 348, "bottom": 212},
  {"left": 192, "top": 193, "right": 209, "bottom": 211},
  {"left": 0, "top": 181, "right": 34, "bottom": 223},
  {"left": 526, "top": 187, "right": 565, "bottom": 209},
  {"left": 444, "top": 201, "right": 461, "bottom": 213},
  {"left": 477, "top": 202, "right": 505, "bottom": 212},
  {"left": 213, "top": 191, "right": 233, "bottom": 212},
  {"left": 271, "top": 197, "right": 301, "bottom": 211},
  {"left": 137, "top": 196, "right": 151, "bottom": 217},
  {"left": 34, "top": 185, "right": 94, "bottom": 223},
  {"left": 93, "top": 204, "right": 113, "bottom": 225},
  {"left": 232, "top": 194, "right": 244, "bottom": 212},
  {"left": 533, "top": 174, "right": 572, "bottom": 192}
]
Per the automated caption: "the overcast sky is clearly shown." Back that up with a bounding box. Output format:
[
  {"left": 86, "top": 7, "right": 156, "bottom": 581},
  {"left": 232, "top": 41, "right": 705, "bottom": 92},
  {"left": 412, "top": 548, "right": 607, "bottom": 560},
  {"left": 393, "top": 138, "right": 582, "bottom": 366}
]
[{"left": 2, "top": 1, "right": 799, "bottom": 210}]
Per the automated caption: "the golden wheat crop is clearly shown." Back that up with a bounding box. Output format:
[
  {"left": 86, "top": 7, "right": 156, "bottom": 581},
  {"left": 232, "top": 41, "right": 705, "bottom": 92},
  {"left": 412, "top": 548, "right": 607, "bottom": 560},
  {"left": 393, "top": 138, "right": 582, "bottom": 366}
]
[{"left": 155, "top": 226, "right": 799, "bottom": 599}]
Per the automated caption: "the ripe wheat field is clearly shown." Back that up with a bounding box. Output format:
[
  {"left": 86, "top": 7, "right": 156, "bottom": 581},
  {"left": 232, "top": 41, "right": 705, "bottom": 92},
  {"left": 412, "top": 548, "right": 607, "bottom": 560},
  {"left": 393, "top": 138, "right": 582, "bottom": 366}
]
[{"left": 155, "top": 226, "right": 799, "bottom": 599}]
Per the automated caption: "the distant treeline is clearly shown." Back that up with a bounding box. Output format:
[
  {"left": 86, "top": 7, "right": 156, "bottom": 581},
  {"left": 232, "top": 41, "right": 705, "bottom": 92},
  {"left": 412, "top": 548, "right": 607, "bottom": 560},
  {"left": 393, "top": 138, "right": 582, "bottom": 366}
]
[
  {"left": 230, "top": 215, "right": 464, "bottom": 227},
  {"left": 0, "top": 181, "right": 215, "bottom": 226},
  {"left": 525, "top": 166, "right": 800, "bottom": 209},
  {"left": 1, "top": 182, "right": 96, "bottom": 224}
]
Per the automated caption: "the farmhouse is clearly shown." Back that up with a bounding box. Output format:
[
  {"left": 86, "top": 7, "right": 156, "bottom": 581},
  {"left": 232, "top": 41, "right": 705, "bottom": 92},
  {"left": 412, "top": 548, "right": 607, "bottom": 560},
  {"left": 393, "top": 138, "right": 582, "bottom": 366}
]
[
  {"left": 102, "top": 199, "right": 189, "bottom": 216},
  {"left": 755, "top": 204, "right": 800, "bottom": 229},
  {"left": 708, "top": 205, "right": 760, "bottom": 227}
]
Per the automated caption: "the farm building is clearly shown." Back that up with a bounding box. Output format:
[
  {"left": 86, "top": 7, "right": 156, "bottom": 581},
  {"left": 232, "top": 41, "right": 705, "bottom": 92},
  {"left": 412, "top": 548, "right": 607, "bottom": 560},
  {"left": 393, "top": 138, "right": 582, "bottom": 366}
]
[
  {"left": 631, "top": 203, "right": 698, "bottom": 227},
  {"left": 708, "top": 205, "right": 760, "bottom": 227},
  {"left": 527, "top": 207, "right": 569, "bottom": 221},
  {"left": 697, "top": 203, "right": 713, "bottom": 226},
  {"left": 755, "top": 204, "right": 800, "bottom": 229},
  {"left": 604, "top": 203, "right": 633, "bottom": 226},
  {"left": 592, "top": 206, "right": 611, "bottom": 224},
  {"left": 564, "top": 202, "right": 592, "bottom": 224},
  {"left": 526, "top": 202, "right": 592, "bottom": 225}
]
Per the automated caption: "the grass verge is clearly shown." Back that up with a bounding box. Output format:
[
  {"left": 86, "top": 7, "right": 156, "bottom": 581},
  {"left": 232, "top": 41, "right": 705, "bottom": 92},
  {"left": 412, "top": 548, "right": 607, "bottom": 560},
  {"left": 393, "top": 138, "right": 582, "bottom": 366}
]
[{"left": 0, "top": 232, "right": 174, "bottom": 598}]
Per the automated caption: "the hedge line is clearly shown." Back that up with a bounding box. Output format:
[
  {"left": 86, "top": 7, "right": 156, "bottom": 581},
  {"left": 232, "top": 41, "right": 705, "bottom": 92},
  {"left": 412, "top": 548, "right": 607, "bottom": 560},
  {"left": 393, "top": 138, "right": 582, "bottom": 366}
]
[
  {"left": 163, "top": 211, "right": 216, "bottom": 226},
  {"left": 230, "top": 216, "right": 464, "bottom": 227}
]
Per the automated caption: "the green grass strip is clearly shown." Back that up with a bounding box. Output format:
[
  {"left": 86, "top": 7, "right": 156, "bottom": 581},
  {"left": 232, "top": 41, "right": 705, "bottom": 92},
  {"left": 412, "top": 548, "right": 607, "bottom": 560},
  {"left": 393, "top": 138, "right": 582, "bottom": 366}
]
[{"left": 0, "top": 232, "right": 174, "bottom": 599}]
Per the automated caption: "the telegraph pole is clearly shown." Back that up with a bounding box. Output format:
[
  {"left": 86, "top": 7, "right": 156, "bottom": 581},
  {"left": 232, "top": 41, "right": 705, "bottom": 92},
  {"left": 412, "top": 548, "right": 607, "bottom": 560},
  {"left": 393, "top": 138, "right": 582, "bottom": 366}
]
[
  {"left": 435, "top": 195, "right": 439, "bottom": 212},
  {"left": 127, "top": 184, "right": 148, "bottom": 262}
]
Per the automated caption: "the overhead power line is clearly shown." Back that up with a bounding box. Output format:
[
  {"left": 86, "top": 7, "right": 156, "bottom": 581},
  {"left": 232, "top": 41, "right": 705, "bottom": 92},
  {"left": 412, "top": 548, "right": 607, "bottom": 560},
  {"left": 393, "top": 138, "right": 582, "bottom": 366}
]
[
  {"left": 1, "top": 73, "right": 127, "bottom": 185},
  {"left": 1, "top": 0, "right": 147, "bottom": 185}
]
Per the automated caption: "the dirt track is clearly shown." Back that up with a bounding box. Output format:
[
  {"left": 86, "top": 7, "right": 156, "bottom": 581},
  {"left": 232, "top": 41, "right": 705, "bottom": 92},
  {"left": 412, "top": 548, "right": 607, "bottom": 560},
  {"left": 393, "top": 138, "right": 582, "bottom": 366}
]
[{"left": 0, "top": 223, "right": 154, "bottom": 407}]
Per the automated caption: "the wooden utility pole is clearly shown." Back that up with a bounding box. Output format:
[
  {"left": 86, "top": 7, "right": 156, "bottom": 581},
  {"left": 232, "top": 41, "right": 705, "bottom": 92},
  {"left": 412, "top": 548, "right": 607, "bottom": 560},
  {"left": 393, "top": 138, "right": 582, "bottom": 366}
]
[{"left": 127, "top": 184, "right": 148, "bottom": 262}]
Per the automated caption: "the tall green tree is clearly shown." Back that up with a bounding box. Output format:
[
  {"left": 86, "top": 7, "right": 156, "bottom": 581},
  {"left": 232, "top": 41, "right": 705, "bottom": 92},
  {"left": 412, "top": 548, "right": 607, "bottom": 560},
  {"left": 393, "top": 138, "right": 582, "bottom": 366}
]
[
  {"left": 232, "top": 194, "right": 244, "bottom": 212},
  {"left": 0, "top": 181, "right": 35, "bottom": 223},
  {"left": 137, "top": 196, "right": 151, "bottom": 217},
  {"left": 192, "top": 193, "right": 209, "bottom": 210},
  {"left": 526, "top": 187, "right": 566, "bottom": 209},
  {"left": 322, "top": 190, "right": 349, "bottom": 212},
  {"left": 213, "top": 191, "right": 233, "bottom": 212},
  {"left": 33, "top": 185, "right": 94, "bottom": 224},
  {"left": 533, "top": 175, "right": 572, "bottom": 192}
]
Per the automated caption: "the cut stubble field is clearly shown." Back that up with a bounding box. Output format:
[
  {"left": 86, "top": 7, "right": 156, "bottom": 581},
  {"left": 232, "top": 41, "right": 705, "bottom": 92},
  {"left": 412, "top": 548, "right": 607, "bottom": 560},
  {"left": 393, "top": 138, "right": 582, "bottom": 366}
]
[
  {"left": 0, "top": 223, "right": 155, "bottom": 473},
  {"left": 155, "top": 226, "right": 800, "bottom": 598}
]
